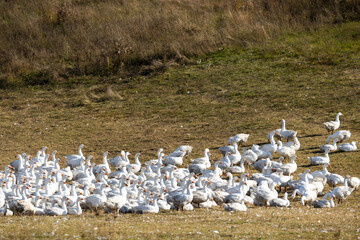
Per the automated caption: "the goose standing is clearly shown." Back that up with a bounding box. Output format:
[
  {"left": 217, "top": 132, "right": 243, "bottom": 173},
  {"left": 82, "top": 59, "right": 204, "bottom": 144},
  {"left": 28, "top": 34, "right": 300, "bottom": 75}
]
[
  {"left": 84, "top": 184, "right": 108, "bottom": 212},
  {"left": 278, "top": 119, "right": 297, "bottom": 141},
  {"left": 283, "top": 137, "right": 300, "bottom": 151},
  {"left": 324, "top": 112, "right": 342, "bottom": 134},
  {"left": 330, "top": 175, "right": 354, "bottom": 204},
  {"left": 65, "top": 144, "right": 85, "bottom": 169},
  {"left": 277, "top": 155, "right": 297, "bottom": 176},
  {"left": 228, "top": 134, "right": 250, "bottom": 146},
  {"left": 277, "top": 141, "right": 296, "bottom": 159},
  {"left": 260, "top": 132, "right": 277, "bottom": 153},
  {"left": 172, "top": 180, "right": 194, "bottom": 211}
]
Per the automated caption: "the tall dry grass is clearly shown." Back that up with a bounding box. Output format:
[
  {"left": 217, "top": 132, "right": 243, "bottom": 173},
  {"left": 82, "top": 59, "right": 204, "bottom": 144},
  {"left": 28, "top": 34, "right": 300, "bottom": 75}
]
[{"left": 0, "top": 0, "right": 359, "bottom": 85}]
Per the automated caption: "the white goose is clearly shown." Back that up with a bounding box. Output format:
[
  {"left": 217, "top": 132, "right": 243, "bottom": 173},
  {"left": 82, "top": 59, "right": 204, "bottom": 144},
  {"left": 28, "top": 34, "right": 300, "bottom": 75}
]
[
  {"left": 277, "top": 155, "right": 297, "bottom": 176},
  {"left": 312, "top": 192, "right": 335, "bottom": 208},
  {"left": 330, "top": 175, "right": 354, "bottom": 204},
  {"left": 93, "top": 151, "right": 111, "bottom": 174},
  {"left": 65, "top": 144, "right": 85, "bottom": 169},
  {"left": 283, "top": 137, "right": 300, "bottom": 151},
  {"left": 260, "top": 132, "right": 277, "bottom": 153},
  {"left": 278, "top": 119, "right": 297, "bottom": 141},
  {"left": 190, "top": 148, "right": 211, "bottom": 167},
  {"left": 326, "top": 130, "right": 351, "bottom": 143},
  {"left": 166, "top": 145, "right": 193, "bottom": 158},
  {"left": 44, "top": 197, "right": 68, "bottom": 216},
  {"left": 277, "top": 141, "right": 296, "bottom": 159},
  {"left": 126, "top": 153, "right": 142, "bottom": 173},
  {"left": 324, "top": 112, "right": 342, "bottom": 134},
  {"left": 338, "top": 141, "right": 357, "bottom": 152},
  {"left": 252, "top": 145, "right": 273, "bottom": 159},
  {"left": 319, "top": 139, "right": 338, "bottom": 152},
  {"left": 67, "top": 196, "right": 83, "bottom": 215},
  {"left": 172, "top": 180, "right": 194, "bottom": 211},
  {"left": 84, "top": 183, "right": 108, "bottom": 212},
  {"left": 308, "top": 149, "right": 331, "bottom": 166},
  {"left": 228, "top": 133, "right": 250, "bottom": 145},
  {"left": 224, "top": 199, "right": 247, "bottom": 212},
  {"left": 269, "top": 192, "right": 290, "bottom": 207}
]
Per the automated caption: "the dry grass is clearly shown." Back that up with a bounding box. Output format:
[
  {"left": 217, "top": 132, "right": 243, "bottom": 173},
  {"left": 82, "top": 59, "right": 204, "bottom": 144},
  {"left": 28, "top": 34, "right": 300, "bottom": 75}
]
[
  {"left": 1, "top": 0, "right": 359, "bottom": 84},
  {"left": 0, "top": 22, "right": 359, "bottom": 239}
]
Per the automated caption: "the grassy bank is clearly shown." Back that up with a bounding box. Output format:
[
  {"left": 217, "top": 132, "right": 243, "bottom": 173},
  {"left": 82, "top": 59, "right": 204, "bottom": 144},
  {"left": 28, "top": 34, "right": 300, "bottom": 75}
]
[
  {"left": 1, "top": 0, "right": 360, "bottom": 86},
  {"left": 0, "top": 22, "right": 359, "bottom": 239}
]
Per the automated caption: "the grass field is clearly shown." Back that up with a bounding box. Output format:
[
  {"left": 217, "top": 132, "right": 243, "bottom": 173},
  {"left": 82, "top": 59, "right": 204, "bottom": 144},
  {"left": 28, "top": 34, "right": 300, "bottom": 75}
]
[{"left": 0, "top": 22, "right": 359, "bottom": 239}]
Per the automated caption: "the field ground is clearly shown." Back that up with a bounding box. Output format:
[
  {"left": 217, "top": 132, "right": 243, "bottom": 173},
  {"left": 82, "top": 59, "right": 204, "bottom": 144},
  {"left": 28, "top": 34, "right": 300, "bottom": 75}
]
[{"left": 0, "top": 22, "right": 359, "bottom": 239}]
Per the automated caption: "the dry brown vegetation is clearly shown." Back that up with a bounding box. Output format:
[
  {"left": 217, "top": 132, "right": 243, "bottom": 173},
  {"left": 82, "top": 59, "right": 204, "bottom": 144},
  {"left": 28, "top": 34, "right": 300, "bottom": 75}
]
[{"left": 1, "top": 0, "right": 360, "bottom": 85}]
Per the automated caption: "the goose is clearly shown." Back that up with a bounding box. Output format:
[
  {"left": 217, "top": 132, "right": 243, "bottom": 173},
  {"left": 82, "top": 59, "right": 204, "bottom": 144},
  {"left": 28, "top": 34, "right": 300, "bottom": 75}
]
[
  {"left": 308, "top": 149, "right": 331, "bottom": 166},
  {"left": 277, "top": 141, "right": 296, "bottom": 159},
  {"left": 104, "top": 182, "right": 127, "bottom": 213},
  {"left": 224, "top": 199, "right": 247, "bottom": 211},
  {"left": 251, "top": 158, "right": 271, "bottom": 172},
  {"left": 326, "top": 173, "right": 344, "bottom": 188},
  {"left": 242, "top": 148, "right": 258, "bottom": 165},
  {"left": 310, "top": 163, "right": 330, "bottom": 179},
  {"left": 267, "top": 130, "right": 282, "bottom": 143},
  {"left": 192, "top": 181, "right": 211, "bottom": 207},
  {"left": 10, "top": 154, "right": 25, "bottom": 172},
  {"left": 252, "top": 145, "right": 273, "bottom": 159},
  {"left": 330, "top": 175, "right": 354, "bottom": 203},
  {"left": 283, "top": 137, "right": 300, "bottom": 151},
  {"left": 269, "top": 192, "right": 290, "bottom": 207},
  {"left": 166, "top": 145, "right": 193, "bottom": 158},
  {"left": 108, "top": 150, "right": 127, "bottom": 169},
  {"left": 93, "top": 151, "right": 111, "bottom": 174},
  {"left": 84, "top": 183, "right": 108, "bottom": 212},
  {"left": 278, "top": 119, "right": 297, "bottom": 141},
  {"left": 292, "top": 188, "right": 317, "bottom": 206},
  {"left": 227, "top": 158, "right": 246, "bottom": 174},
  {"left": 172, "top": 180, "right": 194, "bottom": 211},
  {"left": 190, "top": 148, "right": 211, "bottom": 168},
  {"left": 312, "top": 192, "right": 335, "bottom": 208},
  {"left": 338, "top": 141, "right": 357, "bottom": 152},
  {"left": 133, "top": 197, "right": 160, "bottom": 214},
  {"left": 67, "top": 196, "right": 83, "bottom": 215},
  {"left": 218, "top": 153, "right": 232, "bottom": 170},
  {"left": 65, "top": 144, "right": 85, "bottom": 169},
  {"left": 324, "top": 112, "right": 342, "bottom": 134},
  {"left": 228, "top": 143, "right": 242, "bottom": 164},
  {"left": 126, "top": 153, "right": 142, "bottom": 173},
  {"left": 277, "top": 155, "right": 297, "bottom": 176},
  {"left": 319, "top": 139, "right": 338, "bottom": 152},
  {"left": 228, "top": 134, "right": 250, "bottom": 145},
  {"left": 326, "top": 130, "right": 351, "bottom": 143},
  {"left": 8, "top": 186, "right": 35, "bottom": 215},
  {"left": 347, "top": 176, "right": 359, "bottom": 190},
  {"left": 44, "top": 197, "right": 68, "bottom": 216},
  {"left": 260, "top": 132, "right": 277, "bottom": 153},
  {"left": 253, "top": 182, "right": 278, "bottom": 206},
  {"left": 163, "top": 154, "right": 183, "bottom": 166},
  {"left": 218, "top": 145, "right": 236, "bottom": 155}
]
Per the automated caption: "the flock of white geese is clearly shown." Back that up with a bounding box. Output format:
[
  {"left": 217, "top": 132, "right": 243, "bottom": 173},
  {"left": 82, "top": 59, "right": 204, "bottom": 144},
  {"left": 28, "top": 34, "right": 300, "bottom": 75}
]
[{"left": 0, "top": 112, "right": 358, "bottom": 215}]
